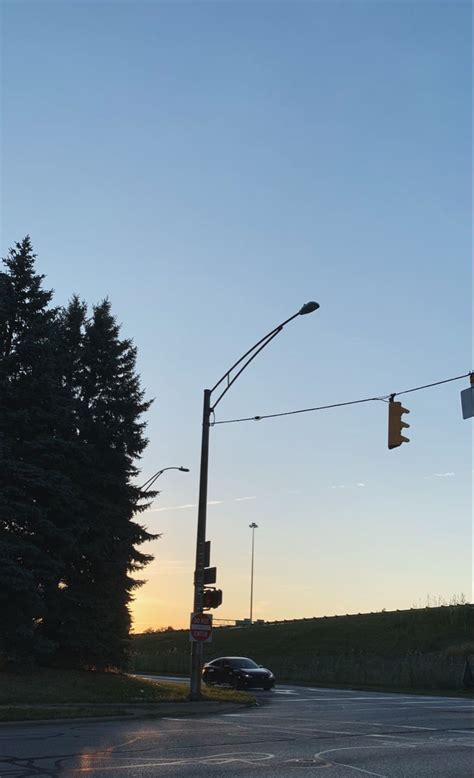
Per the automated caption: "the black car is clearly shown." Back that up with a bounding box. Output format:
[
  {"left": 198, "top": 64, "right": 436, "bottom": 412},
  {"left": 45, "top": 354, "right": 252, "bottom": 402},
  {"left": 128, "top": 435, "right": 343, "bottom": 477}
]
[{"left": 202, "top": 656, "right": 275, "bottom": 690}]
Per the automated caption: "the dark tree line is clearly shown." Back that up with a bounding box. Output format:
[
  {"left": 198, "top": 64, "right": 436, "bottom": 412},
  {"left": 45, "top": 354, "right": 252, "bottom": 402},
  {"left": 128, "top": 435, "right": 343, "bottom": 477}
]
[{"left": 0, "top": 237, "right": 157, "bottom": 670}]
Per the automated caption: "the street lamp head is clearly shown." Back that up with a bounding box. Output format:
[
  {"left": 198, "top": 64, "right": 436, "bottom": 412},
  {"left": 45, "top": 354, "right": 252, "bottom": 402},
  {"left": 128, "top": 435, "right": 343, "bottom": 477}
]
[
  {"left": 299, "top": 301, "right": 320, "bottom": 315},
  {"left": 179, "top": 467, "right": 190, "bottom": 472}
]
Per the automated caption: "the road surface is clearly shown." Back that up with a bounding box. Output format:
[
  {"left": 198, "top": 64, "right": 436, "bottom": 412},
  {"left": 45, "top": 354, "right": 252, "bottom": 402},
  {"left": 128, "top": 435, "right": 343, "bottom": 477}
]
[{"left": 1, "top": 681, "right": 473, "bottom": 776}]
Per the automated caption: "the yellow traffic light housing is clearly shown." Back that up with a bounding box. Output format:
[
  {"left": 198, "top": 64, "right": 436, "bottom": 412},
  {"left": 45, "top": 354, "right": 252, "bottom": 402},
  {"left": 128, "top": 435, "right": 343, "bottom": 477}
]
[{"left": 388, "top": 398, "right": 410, "bottom": 449}]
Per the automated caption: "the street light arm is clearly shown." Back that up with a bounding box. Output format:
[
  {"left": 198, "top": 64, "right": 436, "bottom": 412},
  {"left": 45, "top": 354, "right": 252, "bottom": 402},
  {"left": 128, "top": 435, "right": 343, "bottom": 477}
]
[
  {"left": 140, "top": 469, "right": 165, "bottom": 492},
  {"left": 210, "top": 312, "right": 299, "bottom": 399},
  {"left": 209, "top": 303, "right": 319, "bottom": 409},
  {"left": 139, "top": 466, "right": 190, "bottom": 493},
  {"left": 140, "top": 473, "right": 163, "bottom": 494},
  {"left": 211, "top": 326, "right": 285, "bottom": 410}
]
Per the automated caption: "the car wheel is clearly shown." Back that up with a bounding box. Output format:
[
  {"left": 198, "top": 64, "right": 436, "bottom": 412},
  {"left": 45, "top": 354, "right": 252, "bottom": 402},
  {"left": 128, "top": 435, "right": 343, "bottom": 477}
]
[
  {"left": 233, "top": 679, "right": 246, "bottom": 691},
  {"left": 263, "top": 683, "right": 273, "bottom": 690}
]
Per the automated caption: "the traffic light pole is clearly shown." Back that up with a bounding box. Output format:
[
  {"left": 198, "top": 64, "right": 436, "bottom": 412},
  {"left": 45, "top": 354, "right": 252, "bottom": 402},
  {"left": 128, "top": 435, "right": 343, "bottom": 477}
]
[
  {"left": 188, "top": 303, "right": 319, "bottom": 701},
  {"left": 189, "top": 389, "right": 211, "bottom": 701}
]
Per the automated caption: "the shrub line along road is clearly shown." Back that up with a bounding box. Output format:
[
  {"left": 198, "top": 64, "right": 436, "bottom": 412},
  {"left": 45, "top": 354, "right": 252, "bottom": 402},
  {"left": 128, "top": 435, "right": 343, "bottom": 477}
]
[{"left": 1, "top": 677, "right": 473, "bottom": 777}]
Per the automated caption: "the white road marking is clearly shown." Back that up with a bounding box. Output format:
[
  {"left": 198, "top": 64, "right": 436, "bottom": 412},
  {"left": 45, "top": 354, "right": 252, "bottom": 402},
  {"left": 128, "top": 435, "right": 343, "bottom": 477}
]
[
  {"left": 315, "top": 744, "right": 417, "bottom": 759},
  {"left": 273, "top": 697, "right": 307, "bottom": 701},
  {"left": 274, "top": 689, "right": 298, "bottom": 694},
  {"left": 218, "top": 720, "right": 356, "bottom": 736},
  {"left": 326, "top": 719, "right": 441, "bottom": 731},
  {"left": 221, "top": 712, "right": 473, "bottom": 740},
  {"left": 104, "top": 736, "right": 145, "bottom": 752},
  {"left": 162, "top": 717, "right": 238, "bottom": 725},
  {"left": 449, "top": 729, "right": 474, "bottom": 735},
  {"left": 66, "top": 751, "right": 276, "bottom": 771},
  {"left": 369, "top": 734, "right": 420, "bottom": 742},
  {"left": 390, "top": 724, "right": 437, "bottom": 731},
  {"left": 361, "top": 722, "right": 438, "bottom": 731},
  {"left": 280, "top": 694, "right": 406, "bottom": 701},
  {"left": 287, "top": 693, "right": 473, "bottom": 709},
  {"left": 398, "top": 701, "right": 474, "bottom": 707},
  {"left": 312, "top": 742, "right": 418, "bottom": 777}
]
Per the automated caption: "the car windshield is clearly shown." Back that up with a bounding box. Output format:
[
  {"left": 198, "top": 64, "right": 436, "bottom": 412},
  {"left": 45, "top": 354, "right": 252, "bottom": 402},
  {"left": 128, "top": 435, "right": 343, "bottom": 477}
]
[{"left": 225, "top": 658, "right": 258, "bottom": 669}]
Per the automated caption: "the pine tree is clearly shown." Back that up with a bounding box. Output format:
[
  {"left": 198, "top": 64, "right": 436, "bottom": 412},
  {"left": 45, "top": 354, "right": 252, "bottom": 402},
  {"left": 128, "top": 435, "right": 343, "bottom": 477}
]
[
  {"left": 37, "top": 297, "right": 89, "bottom": 654},
  {"left": 58, "top": 300, "right": 157, "bottom": 669},
  {"left": 0, "top": 240, "right": 156, "bottom": 670},
  {"left": 0, "top": 237, "right": 77, "bottom": 665}
]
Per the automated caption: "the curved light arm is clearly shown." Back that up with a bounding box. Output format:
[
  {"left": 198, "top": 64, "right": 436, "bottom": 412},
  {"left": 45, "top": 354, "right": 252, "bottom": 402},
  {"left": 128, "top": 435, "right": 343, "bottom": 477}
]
[
  {"left": 140, "top": 466, "right": 190, "bottom": 493},
  {"left": 210, "top": 302, "right": 319, "bottom": 410}
]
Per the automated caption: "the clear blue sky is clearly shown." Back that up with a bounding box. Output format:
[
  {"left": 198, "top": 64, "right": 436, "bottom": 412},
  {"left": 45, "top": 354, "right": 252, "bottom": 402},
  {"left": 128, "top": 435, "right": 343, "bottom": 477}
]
[{"left": 2, "top": 0, "right": 471, "bottom": 629}]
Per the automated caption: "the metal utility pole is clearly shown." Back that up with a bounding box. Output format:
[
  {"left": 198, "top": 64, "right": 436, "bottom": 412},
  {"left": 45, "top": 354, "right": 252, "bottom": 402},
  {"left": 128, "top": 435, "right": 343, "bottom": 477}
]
[
  {"left": 189, "top": 389, "right": 211, "bottom": 700},
  {"left": 189, "top": 301, "right": 320, "bottom": 701},
  {"left": 249, "top": 522, "right": 258, "bottom": 623}
]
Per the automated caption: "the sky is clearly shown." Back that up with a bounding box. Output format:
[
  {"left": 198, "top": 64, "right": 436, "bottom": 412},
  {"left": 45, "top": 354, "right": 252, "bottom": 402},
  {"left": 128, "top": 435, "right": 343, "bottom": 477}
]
[{"left": 1, "top": 0, "right": 472, "bottom": 631}]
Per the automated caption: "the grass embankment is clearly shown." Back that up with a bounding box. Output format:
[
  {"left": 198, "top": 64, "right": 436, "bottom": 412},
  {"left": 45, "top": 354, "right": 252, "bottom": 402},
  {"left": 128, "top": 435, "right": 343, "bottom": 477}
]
[
  {"left": 133, "top": 605, "right": 474, "bottom": 692},
  {"left": 0, "top": 668, "right": 253, "bottom": 721}
]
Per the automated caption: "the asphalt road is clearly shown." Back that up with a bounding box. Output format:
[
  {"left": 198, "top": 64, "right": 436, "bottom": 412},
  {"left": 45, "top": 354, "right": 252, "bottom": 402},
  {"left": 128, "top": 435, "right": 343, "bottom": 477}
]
[{"left": 1, "top": 680, "right": 473, "bottom": 777}]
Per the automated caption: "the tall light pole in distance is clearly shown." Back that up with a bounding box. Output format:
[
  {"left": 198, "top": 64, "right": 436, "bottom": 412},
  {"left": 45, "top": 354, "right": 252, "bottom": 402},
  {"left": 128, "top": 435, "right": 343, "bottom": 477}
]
[{"left": 249, "top": 522, "right": 258, "bottom": 623}]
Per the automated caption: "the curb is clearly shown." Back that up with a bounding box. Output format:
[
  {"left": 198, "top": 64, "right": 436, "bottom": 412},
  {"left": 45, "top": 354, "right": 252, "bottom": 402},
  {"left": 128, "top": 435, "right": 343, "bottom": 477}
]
[{"left": 0, "top": 700, "right": 256, "bottom": 727}]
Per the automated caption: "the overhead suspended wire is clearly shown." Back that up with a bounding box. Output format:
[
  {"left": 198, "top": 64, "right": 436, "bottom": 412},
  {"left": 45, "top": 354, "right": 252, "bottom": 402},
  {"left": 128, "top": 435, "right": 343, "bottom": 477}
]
[
  {"left": 392, "top": 373, "right": 471, "bottom": 396},
  {"left": 210, "top": 371, "right": 472, "bottom": 426}
]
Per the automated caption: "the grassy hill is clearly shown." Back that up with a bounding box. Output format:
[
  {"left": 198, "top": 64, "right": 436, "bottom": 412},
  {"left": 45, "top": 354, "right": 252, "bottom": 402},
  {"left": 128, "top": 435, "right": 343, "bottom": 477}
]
[{"left": 132, "top": 605, "right": 474, "bottom": 691}]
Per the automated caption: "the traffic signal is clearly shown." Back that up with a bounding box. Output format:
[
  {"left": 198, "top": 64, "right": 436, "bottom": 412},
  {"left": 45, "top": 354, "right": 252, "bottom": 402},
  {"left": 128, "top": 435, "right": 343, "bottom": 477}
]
[
  {"left": 202, "top": 588, "right": 223, "bottom": 610},
  {"left": 388, "top": 399, "right": 410, "bottom": 449}
]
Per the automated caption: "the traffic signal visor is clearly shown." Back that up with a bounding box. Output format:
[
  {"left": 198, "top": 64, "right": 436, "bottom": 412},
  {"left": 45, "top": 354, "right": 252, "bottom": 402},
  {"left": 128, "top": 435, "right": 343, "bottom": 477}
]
[{"left": 388, "top": 400, "right": 410, "bottom": 449}]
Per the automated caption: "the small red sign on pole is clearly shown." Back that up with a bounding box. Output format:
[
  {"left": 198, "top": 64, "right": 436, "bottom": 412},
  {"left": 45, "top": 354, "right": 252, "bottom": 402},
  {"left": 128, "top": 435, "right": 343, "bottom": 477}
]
[{"left": 189, "top": 612, "right": 212, "bottom": 643}]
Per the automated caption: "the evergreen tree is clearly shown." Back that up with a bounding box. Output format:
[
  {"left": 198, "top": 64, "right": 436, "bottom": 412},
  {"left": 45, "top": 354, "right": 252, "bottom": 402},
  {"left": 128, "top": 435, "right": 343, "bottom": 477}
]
[
  {"left": 0, "top": 240, "right": 156, "bottom": 670},
  {"left": 37, "top": 297, "right": 89, "bottom": 653},
  {"left": 58, "top": 300, "right": 157, "bottom": 669},
  {"left": 0, "top": 237, "right": 77, "bottom": 665}
]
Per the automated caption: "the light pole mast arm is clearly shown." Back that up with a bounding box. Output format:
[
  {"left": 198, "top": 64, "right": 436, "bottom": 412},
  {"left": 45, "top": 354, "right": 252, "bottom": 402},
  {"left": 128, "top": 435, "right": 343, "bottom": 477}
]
[
  {"left": 140, "top": 466, "right": 190, "bottom": 493},
  {"left": 209, "top": 304, "right": 318, "bottom": 410}
]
